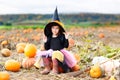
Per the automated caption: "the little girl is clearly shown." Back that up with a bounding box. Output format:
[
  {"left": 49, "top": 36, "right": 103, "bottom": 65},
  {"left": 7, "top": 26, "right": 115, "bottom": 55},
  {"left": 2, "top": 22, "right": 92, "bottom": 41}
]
[{"left": 35, "top": 8, "right": 79, "bottom": 74}]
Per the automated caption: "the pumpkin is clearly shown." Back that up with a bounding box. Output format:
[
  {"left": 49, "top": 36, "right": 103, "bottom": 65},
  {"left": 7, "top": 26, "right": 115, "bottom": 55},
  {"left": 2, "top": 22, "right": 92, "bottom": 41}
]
[
  {"left": 71, "top": 64, "right": 80, "bottom": 71},
  {"left": 0, "top": 71, "right": 10, "bottom": 80},
  {"left": 1, "top": 48, "right": 11, "bottom": 57},
  {"left": 52, "top": 51, "right": 64, "bottom": 62},
  {"left": 84, "top": 31, "right": 89, "bottom": 35},
  {"left": 16, "top": 43, "right": 26, "bottom": 48},
  {"left": 90, "top": 64, "right": 102, "bottom": 78},
  {"left": 32, "top": 36, "right": 40, "bottom": 41},
  {"left": 68, "top": 38, "right": 75, "bottom": 48},
  {"left": 16, "top": 46, "right": 24, "bottom": 53},
  {"left": 5, "top": 59, "right": 21, "bottom": 72},
  {"left": 16, "top": 43, "right": 26, "bottom": 53},
  {"left": 0, "top": 35, "right": 5, "bottom": 39},
  {"left": 24, "top": 44, "right": 37, "bottom": 58},
  {"left": 22, "top": 58, "right": 35, "bottom": 69},
  {"left": 1, "top": 40, "right": 8, "bottom": 45},
  {"left": 98, "top": 33, "right": 105, "bottom": 38},
  {"left": 74, "top": 54, "right": 80, "bottom": 63}
]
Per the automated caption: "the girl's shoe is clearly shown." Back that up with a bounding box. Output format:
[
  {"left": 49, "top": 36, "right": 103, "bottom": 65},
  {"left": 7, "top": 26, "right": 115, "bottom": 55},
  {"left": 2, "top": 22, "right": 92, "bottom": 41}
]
[
  {"left": 49, "top": 70, "right": 58, "bottom": 75},
  {"left": 40, "top": 69, "right": 50, "bottom": 75}
]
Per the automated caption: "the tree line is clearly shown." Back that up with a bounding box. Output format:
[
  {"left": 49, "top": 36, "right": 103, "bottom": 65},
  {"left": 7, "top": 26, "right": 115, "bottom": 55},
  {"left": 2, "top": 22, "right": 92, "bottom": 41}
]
[{"left": 0, "top": 13, "right": 120, "bottom": 26}]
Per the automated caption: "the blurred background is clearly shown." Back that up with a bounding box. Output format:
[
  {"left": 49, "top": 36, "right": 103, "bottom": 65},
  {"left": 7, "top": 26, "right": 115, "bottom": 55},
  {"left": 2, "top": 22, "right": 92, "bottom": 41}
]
[
  {"left": 0, "top": 0, "right": 120, "bottom": 29},
  {"left": 0, "top": 1, "right": 120, "bottom": 80}
]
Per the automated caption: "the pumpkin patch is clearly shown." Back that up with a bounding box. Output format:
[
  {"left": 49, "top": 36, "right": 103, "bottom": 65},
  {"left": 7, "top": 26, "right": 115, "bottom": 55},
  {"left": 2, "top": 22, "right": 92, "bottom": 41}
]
[{"left": 0, "top": 27, "right": 119, "bottom": 79}]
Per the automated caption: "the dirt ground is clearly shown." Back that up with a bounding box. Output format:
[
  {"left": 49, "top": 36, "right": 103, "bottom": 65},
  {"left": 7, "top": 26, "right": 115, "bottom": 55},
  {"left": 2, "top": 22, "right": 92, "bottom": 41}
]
[{"left": 0, "top": 26, "right": 120, "bottom": 80}]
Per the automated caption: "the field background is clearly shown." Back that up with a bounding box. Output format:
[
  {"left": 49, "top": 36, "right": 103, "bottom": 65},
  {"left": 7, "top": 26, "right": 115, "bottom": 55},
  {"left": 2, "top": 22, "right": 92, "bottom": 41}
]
[{"left": 0, "top": 13, "right": 120, "bottom": 80}]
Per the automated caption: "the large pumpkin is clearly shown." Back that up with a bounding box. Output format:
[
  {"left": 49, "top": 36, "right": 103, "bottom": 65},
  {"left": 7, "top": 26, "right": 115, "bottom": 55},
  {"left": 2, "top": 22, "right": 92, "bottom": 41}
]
[
  {"left": 22, "top": 58, "right": 35, "bottom": 69},
  {"left": 5, "top": 59, "right": 21, "bottom": 72},
  {"left": 1, "top": 48, "right": 11, "bottom": 57},
  {"left": 24, "top": 44, "right": 37, "bottom": 58},
  {"left": 90, "top": 64, "right": 103, "bottom": 78},
  {"left": 0, "top": 71, "right": 10, "bottom": 80}
]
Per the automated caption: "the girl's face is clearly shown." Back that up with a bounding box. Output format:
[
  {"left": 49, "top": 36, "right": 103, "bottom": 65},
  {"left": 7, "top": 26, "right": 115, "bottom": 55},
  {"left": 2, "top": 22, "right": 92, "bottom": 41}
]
[{"left": 51, "top": 25, "right": 60, "bottom": 35}]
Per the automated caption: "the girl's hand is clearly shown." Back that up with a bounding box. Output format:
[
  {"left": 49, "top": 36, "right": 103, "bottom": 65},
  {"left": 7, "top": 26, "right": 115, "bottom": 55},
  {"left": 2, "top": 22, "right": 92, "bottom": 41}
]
[
  {"left": 43, "top": 35, "right": 47, "bottom": 43},
  {"left": 64, "top": 32, "right": 69, "bottom": 39}
]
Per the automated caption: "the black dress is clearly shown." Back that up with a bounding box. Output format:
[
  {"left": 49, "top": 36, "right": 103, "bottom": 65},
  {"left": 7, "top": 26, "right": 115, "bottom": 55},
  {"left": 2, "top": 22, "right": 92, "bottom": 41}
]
[
  {"left": 44, "top": 34, "right": 69, "bottom": 50},
  {"left": 44, "top": 34, "right": 70, "bottom": 73}
]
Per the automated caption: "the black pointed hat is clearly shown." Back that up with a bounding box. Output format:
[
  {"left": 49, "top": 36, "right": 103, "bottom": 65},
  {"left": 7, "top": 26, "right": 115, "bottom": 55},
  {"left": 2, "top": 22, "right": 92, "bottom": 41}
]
[
  {"left": 44, "top": 7, "right": 65, "bottom": 37},
  {"left": 52, "top": 7, "right": 60, "bottom": 21}
]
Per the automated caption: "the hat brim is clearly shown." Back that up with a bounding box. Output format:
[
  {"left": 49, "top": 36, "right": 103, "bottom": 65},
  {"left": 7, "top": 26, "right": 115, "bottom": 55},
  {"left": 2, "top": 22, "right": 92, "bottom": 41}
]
[{"left": 44, "top": 21, "right": 65, "bottom": 37}]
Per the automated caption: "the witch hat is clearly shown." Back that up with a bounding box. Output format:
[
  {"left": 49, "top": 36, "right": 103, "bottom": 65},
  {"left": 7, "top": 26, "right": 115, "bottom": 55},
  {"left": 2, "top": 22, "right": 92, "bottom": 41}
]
[
  {"left": 52, "top": 7, "right": 60, "bottom": 21},
  {"left": 44, "top": 7, "right": 65, "bottom": 37}
]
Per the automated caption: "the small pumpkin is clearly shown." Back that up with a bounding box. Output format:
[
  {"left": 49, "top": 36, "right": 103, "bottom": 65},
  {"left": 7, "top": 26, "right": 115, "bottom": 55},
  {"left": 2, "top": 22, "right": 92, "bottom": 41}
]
[
  {"left": 68, "top": 38, "right": 75, "bottom": 48},
  {"left": 5, "top": 59, "right": 21, "bottom": 72},
  {"left": 16, "top": 43, "right": 26, "bottom": 53},
  {"left": 0, "top": 71, "right": 10, "bottom": 80},
  {"left": 90, "top": 64, "right": 102, "bottom": 78},
  {"left": 16, "top": 46, "right": 24, "bottom": 53},
  {"left": 84, "top": 31, "right": 89, "bottom": 35},
  {"left": 22, "top": 58, "right": 35, "bottom": 69},
  {"left": 1, "top": 40, "right": 8, "bottom": 45},
  {"left": 16, "top": 43, "right": 26, "bottom": 48},
  {"left": 98, "top": 33, "right": 105, "bottom": 38},
  {"left": 71, "top": 64, "right": 80, "bottom": 71},
  {"left": 0, "top": 35, "right": 5, "bottom": 39},
  {"left": 1, "top": 48, "right": 11, "bottom": 57},
  {"left": 24, "top": 44, "right": 37, "bottom": 58}
]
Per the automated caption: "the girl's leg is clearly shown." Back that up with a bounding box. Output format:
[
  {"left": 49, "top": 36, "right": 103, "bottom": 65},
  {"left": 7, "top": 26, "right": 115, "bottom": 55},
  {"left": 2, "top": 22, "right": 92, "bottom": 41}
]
[
  {"left": 60, "top": 49, "right": 80, "bottom": 71},
  {"left": 57, "top": 60, "right": 71, "bottom": 73},
  {"left": 51, "top": 59, "right": 58, "bottom": 74},
  {"left": 40, "top": 57, "right": 51, "bottom": 74},
  {"left": 51, "top": 59, "right": 71, "bottom": 74},
  {"left": 60, "top": 49, "right": 77, "bottom": 68}
]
